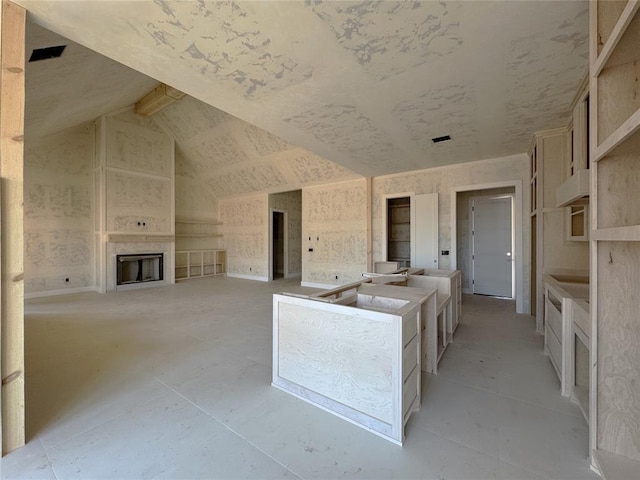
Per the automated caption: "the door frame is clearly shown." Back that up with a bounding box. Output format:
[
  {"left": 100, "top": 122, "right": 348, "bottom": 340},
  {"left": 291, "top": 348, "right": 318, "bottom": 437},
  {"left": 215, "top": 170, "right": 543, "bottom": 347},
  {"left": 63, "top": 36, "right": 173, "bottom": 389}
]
[
  {"left": 470, "top": 194, "right": 515, "bottom": 298},
  {"left": 269, "top": 209, "right": 288, "bottom": 281},
  {"left": 451, "top": 180, "right": 525, "bottom": 314}
]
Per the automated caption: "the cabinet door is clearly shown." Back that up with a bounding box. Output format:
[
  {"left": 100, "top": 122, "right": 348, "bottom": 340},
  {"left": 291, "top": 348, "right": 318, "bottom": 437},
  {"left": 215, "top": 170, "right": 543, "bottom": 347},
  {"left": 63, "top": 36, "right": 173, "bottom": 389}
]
[{"left": 411, "top": 193, "right": 438, "bottom": 269}]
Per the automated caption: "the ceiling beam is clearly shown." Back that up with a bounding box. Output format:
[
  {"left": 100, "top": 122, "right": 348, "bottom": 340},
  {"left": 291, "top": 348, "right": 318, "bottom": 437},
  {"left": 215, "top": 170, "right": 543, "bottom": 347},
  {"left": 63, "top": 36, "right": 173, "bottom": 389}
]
[{"left": 135, "top": 83, "right": 184, "bottom": 117}]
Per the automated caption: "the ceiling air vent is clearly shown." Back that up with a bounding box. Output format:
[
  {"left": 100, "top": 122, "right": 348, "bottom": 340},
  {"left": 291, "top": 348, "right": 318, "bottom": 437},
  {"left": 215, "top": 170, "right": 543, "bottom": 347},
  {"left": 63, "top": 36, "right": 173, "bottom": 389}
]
[
  {"left": 29, "top": 45, "right": 66, "bottom": 62},
  {"left": 432, "top": 135, "right": 452, "bottom": 144}
]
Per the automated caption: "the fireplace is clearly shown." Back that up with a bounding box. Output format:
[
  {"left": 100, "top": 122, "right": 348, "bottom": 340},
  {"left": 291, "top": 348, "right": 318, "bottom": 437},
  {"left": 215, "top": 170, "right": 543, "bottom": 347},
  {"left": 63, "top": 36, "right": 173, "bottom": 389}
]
[{"left": 116, "top": 253, "right": 164, "bottom": 286}]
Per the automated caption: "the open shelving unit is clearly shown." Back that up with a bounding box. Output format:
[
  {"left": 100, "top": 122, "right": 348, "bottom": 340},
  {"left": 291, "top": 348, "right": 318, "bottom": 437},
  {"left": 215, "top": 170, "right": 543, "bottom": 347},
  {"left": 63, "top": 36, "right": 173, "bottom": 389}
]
[
  {"left": 590, "top": 1, "right": 640, "bottom": 477},
  {"left": 174, "top": 218, "right": 225, "bottom": 280},
  {"left": 175, "top": 249, "right": 226, "bottom": 280}
]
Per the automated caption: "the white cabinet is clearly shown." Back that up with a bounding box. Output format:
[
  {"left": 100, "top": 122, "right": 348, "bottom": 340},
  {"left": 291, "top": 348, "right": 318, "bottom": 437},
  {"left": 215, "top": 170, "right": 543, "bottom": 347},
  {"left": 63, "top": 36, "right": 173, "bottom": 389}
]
[{"left": 273, "top": 291, "right": 422, "bottom": 445}]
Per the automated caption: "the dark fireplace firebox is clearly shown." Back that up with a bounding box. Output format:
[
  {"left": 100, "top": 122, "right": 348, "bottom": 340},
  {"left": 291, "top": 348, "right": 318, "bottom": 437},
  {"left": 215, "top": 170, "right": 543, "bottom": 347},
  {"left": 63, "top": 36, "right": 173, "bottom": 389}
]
[{"left": 116, "top": 253, "right": 164, "bottom": 286}]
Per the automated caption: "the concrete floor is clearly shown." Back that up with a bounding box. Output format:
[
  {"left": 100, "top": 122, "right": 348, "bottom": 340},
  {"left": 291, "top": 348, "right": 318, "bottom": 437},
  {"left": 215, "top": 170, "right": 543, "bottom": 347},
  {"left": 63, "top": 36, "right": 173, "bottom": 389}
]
[{"left": 1, "top": 277, "right": 597, "bottom": 479}]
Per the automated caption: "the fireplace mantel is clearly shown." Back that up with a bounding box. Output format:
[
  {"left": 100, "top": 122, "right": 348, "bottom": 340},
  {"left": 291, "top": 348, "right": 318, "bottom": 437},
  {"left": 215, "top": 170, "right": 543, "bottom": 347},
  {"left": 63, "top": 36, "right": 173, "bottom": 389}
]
[{"left": 107, "top": 234, "right": 175, "bottom": 243}]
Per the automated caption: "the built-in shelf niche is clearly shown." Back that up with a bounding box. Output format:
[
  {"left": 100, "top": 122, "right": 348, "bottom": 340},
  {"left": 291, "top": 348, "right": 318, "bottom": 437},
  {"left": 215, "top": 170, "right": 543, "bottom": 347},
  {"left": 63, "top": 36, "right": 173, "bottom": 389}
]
[
  {"left": 387, "top": 197, "right": 410, "bottom": 267},
  {"left": 567, "top": 205, "right": 589, "bottom": 242}
]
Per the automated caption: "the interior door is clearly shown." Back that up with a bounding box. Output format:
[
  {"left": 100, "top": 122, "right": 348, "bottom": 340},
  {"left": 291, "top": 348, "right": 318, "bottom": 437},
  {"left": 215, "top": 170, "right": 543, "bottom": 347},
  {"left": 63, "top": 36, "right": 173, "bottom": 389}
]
[
  {"left": 411, "top": 193, "right": 438, "bottom": 269},
  {"left": 472, "top": 196, "right": 512, "bottom": 297}
]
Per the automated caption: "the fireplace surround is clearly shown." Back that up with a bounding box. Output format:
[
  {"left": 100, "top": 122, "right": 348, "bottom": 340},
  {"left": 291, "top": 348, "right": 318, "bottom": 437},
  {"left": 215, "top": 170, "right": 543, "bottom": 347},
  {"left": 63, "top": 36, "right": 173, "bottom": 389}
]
[{"left": 116, "top": 253, "right": 164, "bottom": 286}]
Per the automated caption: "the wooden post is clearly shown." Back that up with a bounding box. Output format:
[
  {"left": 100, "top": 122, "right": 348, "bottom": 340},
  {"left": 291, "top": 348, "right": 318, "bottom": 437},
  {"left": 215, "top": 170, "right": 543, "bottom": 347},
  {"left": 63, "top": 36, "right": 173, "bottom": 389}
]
[
  {"left": 0, "top": 0, "right": 26, "bottom": 454},
  {"left": 366, "top": 177, "right": 372, "bottom": 272}
]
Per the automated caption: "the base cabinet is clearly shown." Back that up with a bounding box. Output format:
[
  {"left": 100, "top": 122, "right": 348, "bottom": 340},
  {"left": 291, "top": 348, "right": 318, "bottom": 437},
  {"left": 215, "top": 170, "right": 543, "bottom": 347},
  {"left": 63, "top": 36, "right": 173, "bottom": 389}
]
[{"left": 273, "top": 292, "right": 421, "bottom": 445}]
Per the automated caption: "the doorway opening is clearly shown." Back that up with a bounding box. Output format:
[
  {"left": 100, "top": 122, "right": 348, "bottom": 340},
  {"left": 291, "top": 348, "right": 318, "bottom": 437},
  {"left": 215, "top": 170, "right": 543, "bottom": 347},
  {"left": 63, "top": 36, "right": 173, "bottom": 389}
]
[
  {"left": 268, "top": 190, "right": 302, "bottom": 281},
  {"left": 471, "top": 195, "right": 514, "bottom": 298},
  {"left": 453, "top": 185, "right": 518, "bottom": 308},
  {"left": 272, "top": 210, "right": 285, "bottom": 279}
]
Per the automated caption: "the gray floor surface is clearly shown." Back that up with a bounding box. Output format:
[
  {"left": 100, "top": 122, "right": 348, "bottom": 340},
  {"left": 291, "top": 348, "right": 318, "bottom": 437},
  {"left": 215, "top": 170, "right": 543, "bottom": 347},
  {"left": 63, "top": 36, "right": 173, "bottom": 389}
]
[{"left": 0, "top": 276, "right": 597, "bottom": 479}]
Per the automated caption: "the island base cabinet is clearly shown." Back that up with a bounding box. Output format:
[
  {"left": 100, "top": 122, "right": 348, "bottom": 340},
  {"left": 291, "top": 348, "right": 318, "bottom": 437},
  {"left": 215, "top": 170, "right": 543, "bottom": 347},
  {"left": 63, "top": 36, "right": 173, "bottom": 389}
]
[{"left": 272, "top": 293, "right": 421, "bottom": 445}]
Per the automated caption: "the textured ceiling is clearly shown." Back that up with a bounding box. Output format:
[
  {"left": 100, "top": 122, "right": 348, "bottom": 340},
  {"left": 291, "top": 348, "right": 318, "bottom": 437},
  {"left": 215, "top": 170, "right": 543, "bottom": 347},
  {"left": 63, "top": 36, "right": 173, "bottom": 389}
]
[
  {"left": 25, "top": 22, "right": 158, "bottom": 138},
  {"left": 18, "top": 0, "right": 589, "bottom": 177},
  {"left": 155, "top": 96, "right": 360, "bottom": 198},
  {"left": 24, "top": 22, "right": 359, "bottom": 198}
]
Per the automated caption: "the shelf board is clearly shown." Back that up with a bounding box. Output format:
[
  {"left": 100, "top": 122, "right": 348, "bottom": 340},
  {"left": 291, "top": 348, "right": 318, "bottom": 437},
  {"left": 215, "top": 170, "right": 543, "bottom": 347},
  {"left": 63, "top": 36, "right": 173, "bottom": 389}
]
[
  {"left": 593, "top": 449, "right": 640, "bottom": 480},
  {"left": 595, "top": 107, "right": 640, "bottom": 162},
  {"left": 175, "top": 218, "right": 222, "bottom": 225},
  {"left": 175, "top": 233, "right": 223, "bottom": 238},
  {"left": 592, "top": 225, "right": 640, "bottom": 241},
  {"left": 176, "top": 249, "right": 226, "bottom": 253},
  {"left": 107, "top": 233, "right": 175, "bottom": 243},
  {"left": 594, "top": 1, "right": 640, "bottom": 76}
]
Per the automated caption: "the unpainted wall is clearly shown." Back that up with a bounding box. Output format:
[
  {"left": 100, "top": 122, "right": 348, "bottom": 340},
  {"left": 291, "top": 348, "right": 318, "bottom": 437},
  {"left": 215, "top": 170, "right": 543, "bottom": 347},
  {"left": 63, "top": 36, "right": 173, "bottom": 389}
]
[
  {"left": 97, "top": 114, "right": 175, "bottom": 291},
  {"left": 372, "top": 154, "right": 531, "bottom": 312},
  {"left": 302, "top": 179, "right": 368, "bottom": 286},
  {"left": 269, "top": 190, "right": 302, "bottom": 276},
  {"left": 104, "top": 116, "right": 173, "bottom": 234},
  {"left": 219, "top": 194, "right": 269, "bottom": 279},
  {"left": 24, "top": 123, "right": 94, "bottom": 294}
]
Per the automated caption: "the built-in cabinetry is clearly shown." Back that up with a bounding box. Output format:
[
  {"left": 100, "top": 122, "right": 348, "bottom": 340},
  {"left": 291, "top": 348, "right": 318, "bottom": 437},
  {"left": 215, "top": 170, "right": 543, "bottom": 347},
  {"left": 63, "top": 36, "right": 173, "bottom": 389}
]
[
  {"left": 387, "top": 197, "right": 411, "bottom": 267},
  {"left": 175, "top": 249, "right": 226, "bottom": 280},
  {"left": 273, "top": 290, "right": 422, "bottom": 445},
  {"left": 589, "top": 2, "right": 640, "bottom": 477},
  {"left": 543, "top": 273, "right": 590, "bottom": 411},
  {"left": 174, "top": 218, "right": 225, "bottom": 280},
  {"left": 558, "top": 76, "right": 591, "bottom": 242},
  {"left": 530, "top": 129, "right": 574, "bottom": 331}
]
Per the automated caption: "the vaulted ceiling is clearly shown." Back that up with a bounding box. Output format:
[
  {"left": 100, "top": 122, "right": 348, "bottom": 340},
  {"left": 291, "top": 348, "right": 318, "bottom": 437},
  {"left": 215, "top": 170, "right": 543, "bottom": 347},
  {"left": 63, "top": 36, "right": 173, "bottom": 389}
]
[{"left": 19, "top": 0, "right": 589, "bottom": 178}]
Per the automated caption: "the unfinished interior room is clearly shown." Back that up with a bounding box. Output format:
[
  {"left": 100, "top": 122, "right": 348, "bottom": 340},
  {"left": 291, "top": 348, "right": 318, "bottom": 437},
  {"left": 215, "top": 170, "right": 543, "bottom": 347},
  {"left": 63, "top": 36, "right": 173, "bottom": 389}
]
[{"left": 0, "top": 0, "right": 639, "bottom": 479}]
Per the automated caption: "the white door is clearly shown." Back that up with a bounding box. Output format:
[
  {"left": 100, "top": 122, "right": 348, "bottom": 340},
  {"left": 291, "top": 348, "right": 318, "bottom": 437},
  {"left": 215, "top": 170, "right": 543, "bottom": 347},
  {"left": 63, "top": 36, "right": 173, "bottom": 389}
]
[
  {"left": 472, "top": 196, "right": 512, "bottom": 297},
  {"left": 411, "top": 193, "right": 438, "bottom": 269}
]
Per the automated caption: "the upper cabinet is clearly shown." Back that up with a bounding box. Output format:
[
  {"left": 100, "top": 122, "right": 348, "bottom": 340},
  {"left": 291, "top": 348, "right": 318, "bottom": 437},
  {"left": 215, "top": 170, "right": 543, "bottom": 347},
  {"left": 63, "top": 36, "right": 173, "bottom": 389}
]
[{"left": 556, "top": 76, "right": 591, "bottom": 209}]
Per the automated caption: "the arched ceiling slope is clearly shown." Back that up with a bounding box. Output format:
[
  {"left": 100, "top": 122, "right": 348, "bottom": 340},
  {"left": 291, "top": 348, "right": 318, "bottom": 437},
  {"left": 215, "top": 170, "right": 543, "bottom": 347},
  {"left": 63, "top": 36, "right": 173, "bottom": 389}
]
[
  {"left": 25, "top": 22, "right": 158, "bottom": 139},
  {"left": 17, "top": 0, "right": 589, "bottom": 177},
  {"left": 154, "top": 95, "right": 360, "bottom": 198},
  {"left": 24, "top": 22, "right": 359, "bottom": 198}
]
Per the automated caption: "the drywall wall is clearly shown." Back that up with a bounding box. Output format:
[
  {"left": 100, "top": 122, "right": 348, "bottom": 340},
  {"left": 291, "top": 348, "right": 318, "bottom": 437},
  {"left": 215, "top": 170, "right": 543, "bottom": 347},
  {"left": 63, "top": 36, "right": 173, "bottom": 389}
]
[
  {"left": 456, "top": 187, "right": 515, "bottom": 292},
  {"left": 104, "top": 116, "right": 173, "bottom": 233},
  {"left": 96, "top": 114, "right": 175, "bottom": 292},
  {"left": 302, "top": 179, "right": 368, "bottom": 286},
  {"left": 372, "top": 154, "right": 531, "bottom": 312},
  {"left": 269, "top": 190, "right": 302, "bottom": 277},
  {"left": 24, "top": 123, "right": 94, "bottom": 295},
  {"left": 219, "top": 194, "right": 269, "bottom": 280}
]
